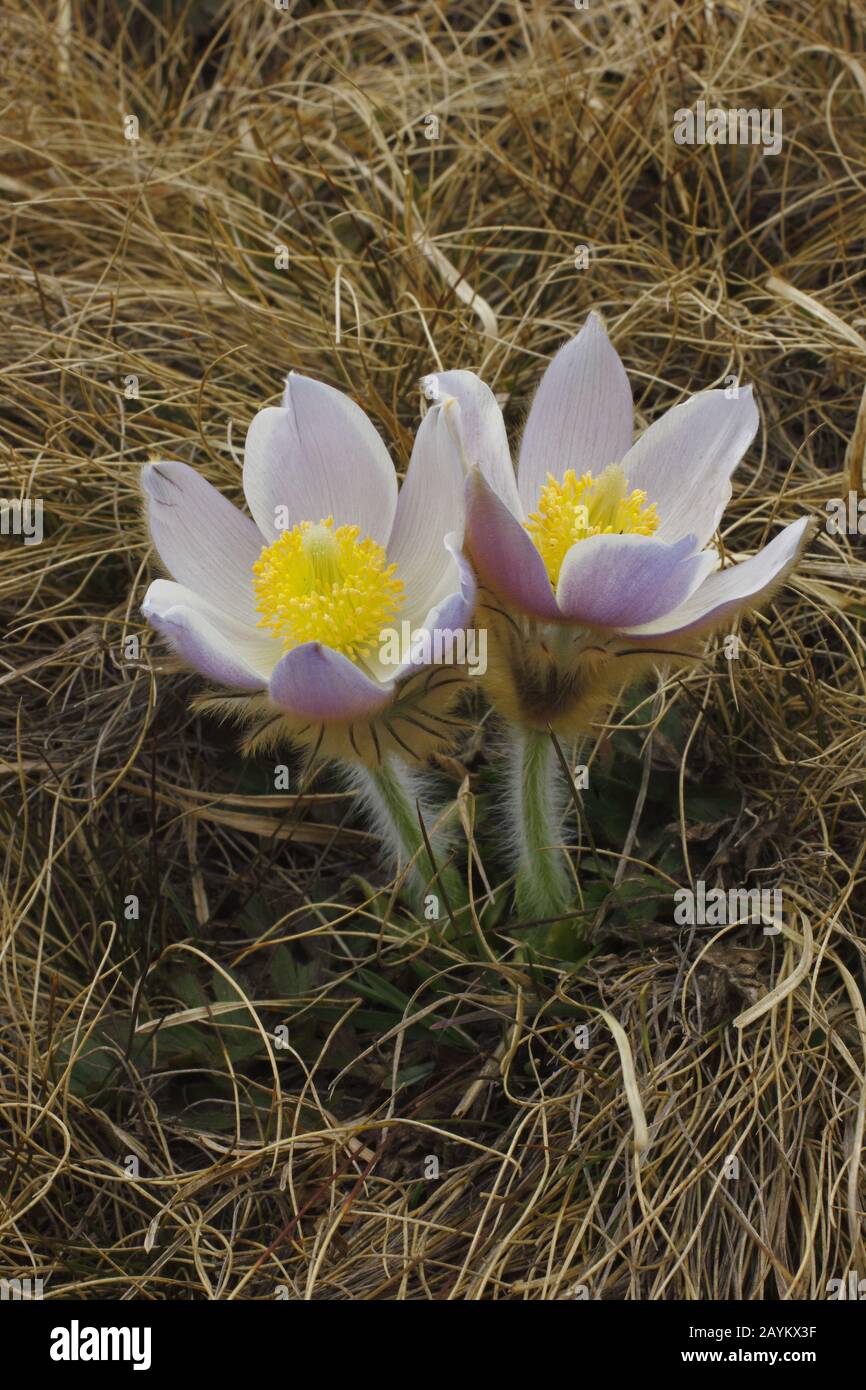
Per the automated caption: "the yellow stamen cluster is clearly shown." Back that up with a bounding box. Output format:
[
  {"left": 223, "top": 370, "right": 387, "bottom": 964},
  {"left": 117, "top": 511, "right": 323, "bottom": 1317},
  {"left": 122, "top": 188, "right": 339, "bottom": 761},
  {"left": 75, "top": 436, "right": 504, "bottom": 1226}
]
[
  {"left": 252, "top": 517, "right": 404, "bottom": 661},
  {"left": 524, "top": 464, "right": 660, "bottom": 588}
]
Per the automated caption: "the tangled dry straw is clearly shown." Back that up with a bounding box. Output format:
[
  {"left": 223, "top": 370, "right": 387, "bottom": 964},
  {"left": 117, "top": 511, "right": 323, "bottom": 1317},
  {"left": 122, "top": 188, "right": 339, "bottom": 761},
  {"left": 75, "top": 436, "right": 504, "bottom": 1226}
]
[{"left": 1, "top": 0, "right": 865, "bottom": 1300}]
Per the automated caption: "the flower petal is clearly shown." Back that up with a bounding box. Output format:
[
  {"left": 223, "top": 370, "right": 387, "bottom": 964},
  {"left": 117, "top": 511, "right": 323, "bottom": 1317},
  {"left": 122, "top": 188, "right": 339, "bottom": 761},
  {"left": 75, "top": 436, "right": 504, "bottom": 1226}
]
[
  {"left": 390, "top": 535, "right": 477, "bottom": 680},
  {"left": 556, "top": 533, "right": 711, "bottom": 628},
  {"left": 387, "top": 401, "right": 466, "bottom": 625},
  {"left": 242, "top": 376, "right": 398, "bottom": 545},
  {"left": 141, "top": 461, "right": 264, "bottom": 626},
  {"left": 620, "top": 387, "right": 760, "bottom": 548},
  {"left": 420, "top": 369, "right": 522, "bottom": 517},
  {"left": 517, "top": 313, "right": 633, "bottom": 513},
  {"left": 619, "top": 517, "right": 811, "bottom": 640},
  {"left": 142, "top": 579, "right": 272, "bottom": 689},
  {"left": 424, "top": 534, "right": 477, "bottom": 632},
  {"left": 269, "top": 642, "right": 395, "bottom": 722},
  {"left": 464, "top": 469, "right": 561, "bottom": 621}
]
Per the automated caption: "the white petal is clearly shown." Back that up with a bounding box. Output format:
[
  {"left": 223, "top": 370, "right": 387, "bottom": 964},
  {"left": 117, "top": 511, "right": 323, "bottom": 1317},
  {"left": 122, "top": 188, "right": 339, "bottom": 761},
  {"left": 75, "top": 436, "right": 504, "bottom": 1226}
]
[
  {"left": 142, "top": 579, "right": 279, "bottom": 687},
  {"left": 556, "top": 532, "right": 710, "bottom": 628},
  {"left": 269, "top": 643, "right": 394, "bottom": 721},
  {"left": 141, "top": 461, "right": 264, "bottom": 626},
  {"left": 421, "top": 369, "right": 522, "bottom": 517},
  {"left": 621, "top": 388, "right": 759, "bottom": 548},
  {"left": 242, "top": 376, "right": 398, "bottom": 544},
  {"left": 620, "top": 518, "right": 811, "bottom": 639},
  {"left": 390, "top": 536, "right": 477, "bottom": 681},
  {"left": 388, "top": 401, "right": 466, "bottom": 625},
  {"left": 517, "top": 313, "right": 633, "bottom": 512}
]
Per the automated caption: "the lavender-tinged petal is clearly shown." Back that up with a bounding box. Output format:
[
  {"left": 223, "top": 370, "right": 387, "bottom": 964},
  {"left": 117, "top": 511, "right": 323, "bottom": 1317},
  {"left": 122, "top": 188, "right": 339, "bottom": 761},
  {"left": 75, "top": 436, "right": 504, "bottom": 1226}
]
[
  {"left": 387, "top": 401, "right": 466, "bottom": 624},
  {"left": 556, "top": 532, "right": 708, "bottom": 628},
  {"left": 391, "top": 536, "right": 477, "bottom": 680},
  {"left": 269, "top": 642, "right": 395, "bottom": 721},
  {"left": 141, "top": 580, "right": 269, "bottom": 690},
  {"left": 242, "top": 376, "right": 398, "bottom": 544},
  {"left": 620, "top": 387, "right": 759, "bottom": 549},
  {"left": 518, "top": 313, "right": 633, "bottom": 513},
  {"left": 141, "top": 461, "right": 264, "bottom": 626},
  {"left": 619, "top": 518, "right": 811, "bottom": 640},
  {"left": 142, "top": 578, "right": 280, "bottom": 675},
  {"left": 465, "top": 469, "right": 561, "bottom": 621},
  {"left": 421, "top": 369, "right": 522, "bottom": 517}
]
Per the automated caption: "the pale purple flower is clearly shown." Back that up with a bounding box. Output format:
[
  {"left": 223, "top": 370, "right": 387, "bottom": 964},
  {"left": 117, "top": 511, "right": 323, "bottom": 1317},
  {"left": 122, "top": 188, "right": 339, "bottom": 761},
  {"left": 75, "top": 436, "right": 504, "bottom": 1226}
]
[
  {"left": 425, "top": 313, "right": 810, "bottom": 646},
  {"left": 140, "top": 374, "right": 474, "bottom": 740}
]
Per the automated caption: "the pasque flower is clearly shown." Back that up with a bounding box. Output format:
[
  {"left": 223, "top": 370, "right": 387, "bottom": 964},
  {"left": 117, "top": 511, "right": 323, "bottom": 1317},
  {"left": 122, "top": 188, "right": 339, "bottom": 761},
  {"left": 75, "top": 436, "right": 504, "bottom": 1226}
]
[
  {"left": 424, "top": 313, "right": 811, "bottom": 936},
  {"left": 140, "top": 373, "right": 475, "bottom": 903}
]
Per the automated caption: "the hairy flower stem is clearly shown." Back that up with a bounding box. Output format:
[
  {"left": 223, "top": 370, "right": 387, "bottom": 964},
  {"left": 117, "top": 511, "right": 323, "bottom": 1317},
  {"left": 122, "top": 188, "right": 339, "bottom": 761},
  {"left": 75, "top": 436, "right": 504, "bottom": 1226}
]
[
  {"left": 346, "top": 756, "right": 465, "bottom": 925},
  {"left": 508, "top": 727, "right": 576, "bottom": 954}
]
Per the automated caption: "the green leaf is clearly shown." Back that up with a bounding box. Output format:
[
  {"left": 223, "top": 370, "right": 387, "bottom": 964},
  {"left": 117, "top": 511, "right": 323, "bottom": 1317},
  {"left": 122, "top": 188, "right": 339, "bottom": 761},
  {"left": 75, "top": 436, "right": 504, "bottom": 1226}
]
[
  {"left": 237, "top": 893, "right": 272, "bottom": 939},
  {"left": 350, "top": 968, "right": 412, "bottom": 1014},
  {"left": 683, "top": 785, "right": 741, "bottom": 822},
  {"left": 271, "top": 945, "right": 316, "bottom": 997},
  {"left": 208, "top": 969, "right": 263, "bottom": 1060},
  {"left": 392, "top": 1060, "right": 435, "bottom": 1089},
  {"left": 172, "top": 970, "right": 208, "bottom": 1011},
  {"left": 151, "top": 1022, "right": 222, "bottom": 1067},
  {"left": 55, "top": 1025, "right": 123, "bottom": 1099}
]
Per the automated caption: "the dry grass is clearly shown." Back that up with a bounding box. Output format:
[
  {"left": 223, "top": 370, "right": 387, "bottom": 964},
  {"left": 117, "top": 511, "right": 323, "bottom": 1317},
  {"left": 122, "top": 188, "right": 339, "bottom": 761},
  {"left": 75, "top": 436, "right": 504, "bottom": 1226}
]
[{"left": 1, "top": 0, "right": 865, "bottom": 1300}]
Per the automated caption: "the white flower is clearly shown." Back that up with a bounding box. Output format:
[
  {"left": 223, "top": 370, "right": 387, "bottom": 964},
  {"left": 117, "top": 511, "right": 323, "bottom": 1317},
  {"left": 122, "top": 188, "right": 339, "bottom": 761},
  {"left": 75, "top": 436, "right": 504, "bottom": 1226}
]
[
  {"left": 420, "top": 314, "right": 812, "bottom": 744},
  {"left": 426, "top": 313, "right": 810, "bottom": 644},
  {"left": 141, "top": 374, "right": 474, "bottom": 756}
]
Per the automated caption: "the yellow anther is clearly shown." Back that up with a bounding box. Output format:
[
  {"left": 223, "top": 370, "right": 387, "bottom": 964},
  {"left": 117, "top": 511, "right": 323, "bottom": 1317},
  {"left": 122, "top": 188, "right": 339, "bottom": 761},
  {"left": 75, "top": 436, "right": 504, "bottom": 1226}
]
[
  {"left": 524, "top": 465, "right": 659, "bottom": 588},
  {"left": 253, "top": 517, "right": 404, "bottom": 661}
]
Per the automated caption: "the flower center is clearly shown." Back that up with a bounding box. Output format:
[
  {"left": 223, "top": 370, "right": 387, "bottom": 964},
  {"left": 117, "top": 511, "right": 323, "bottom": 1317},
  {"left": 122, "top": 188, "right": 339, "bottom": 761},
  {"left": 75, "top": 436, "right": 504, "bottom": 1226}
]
[
  {"left": 252, "top": 517, "right": 404, "bottom": 661},
  {"left": 524, "top": 465, "right": 660, "bottom": 588}
]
